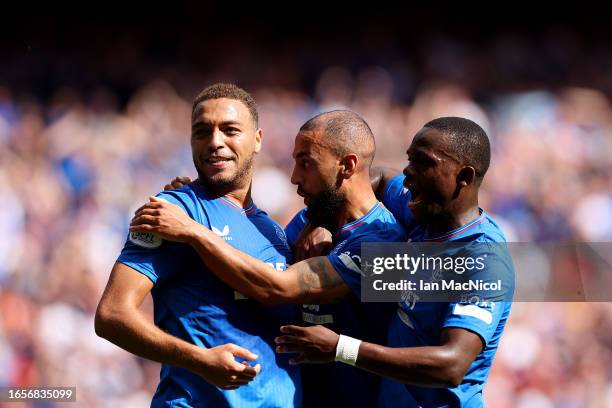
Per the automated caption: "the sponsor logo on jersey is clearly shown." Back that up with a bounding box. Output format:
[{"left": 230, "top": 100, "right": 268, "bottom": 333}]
[
  {"left": 129, "top": 232, "right": 162, "bottom": 248},
  {"left": 212, "top": 225, "right": 232, "bottom": 241}
]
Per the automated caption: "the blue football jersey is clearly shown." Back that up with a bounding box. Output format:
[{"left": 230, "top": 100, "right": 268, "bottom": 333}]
[
  {"left": 380, "top": 175, "right": 514, "bottom": 408},
  {"left": 117, "top": 181, "right": 301, "bottom": 408},
  {"left": 285, "top": 202, "right": 407, "bottom": 408}
]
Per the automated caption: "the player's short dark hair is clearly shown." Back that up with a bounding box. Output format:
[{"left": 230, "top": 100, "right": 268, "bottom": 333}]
[
  {"left": 192, "top": 83, "right": 258, "bottom": 126},
  {"left": 300, "top": 110, "right": 376, "bottom": 168},
  {"left": 424, "top": 117, "right": 491, "bottom": 182}
]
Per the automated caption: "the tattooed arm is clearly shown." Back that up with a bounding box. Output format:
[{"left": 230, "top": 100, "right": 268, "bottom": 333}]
[
  {"left": 128, "top": 199, "right": 351, "bottom": 306},
  {"left": 184, "top": 226, "right": 350, "bottom": 306}
]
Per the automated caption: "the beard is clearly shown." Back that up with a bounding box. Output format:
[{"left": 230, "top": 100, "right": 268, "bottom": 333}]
[
  {"left": 305, "top": 185, "right": 346, "bottom": 232},
  {"left": 194, "top": 154, "right": 254, "bottom": 194}
]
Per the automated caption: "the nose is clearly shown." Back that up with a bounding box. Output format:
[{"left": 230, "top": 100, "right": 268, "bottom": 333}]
[
  {"left": 403, "top": 163, "right": 414, "bottom": 184},
  {"left": 208, "top": 127, "right": 225, "bottom": 152},
  {"left": 290, "top": 165, "right": 301, "bottom": 186}
]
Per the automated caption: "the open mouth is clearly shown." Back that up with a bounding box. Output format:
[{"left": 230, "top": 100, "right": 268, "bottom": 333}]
[{"left": 406, "top": 183, "right": 424, "bottom": 210}]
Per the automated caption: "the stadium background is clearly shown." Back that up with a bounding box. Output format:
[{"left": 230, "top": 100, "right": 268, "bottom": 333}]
[{"left": 1, "top": 14, "right": 611, "bottom": 407}]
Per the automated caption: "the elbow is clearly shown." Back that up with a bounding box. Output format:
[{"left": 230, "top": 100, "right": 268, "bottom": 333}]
[
  {"left": 437, "top": 356, "right": 471, "bottom": 388},
  {"left": 439, "top": 367, "right": 465, "bottom": 389},
  {"left": 94, "top": 302, "right": 119, "bottom": 340},
  {"left": 414, "top": 348, "right": 469, "bottom": 388}
]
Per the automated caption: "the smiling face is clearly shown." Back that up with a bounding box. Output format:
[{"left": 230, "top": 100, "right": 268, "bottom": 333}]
[
  {"left": 191, "top": 98, "right": 261, "bottom": 191},
  {"left": 402, "top": 127, "right": 464, "bottom": 224},
  {"left": 290, "top": 130, "right": 345, "bottom": 229}
]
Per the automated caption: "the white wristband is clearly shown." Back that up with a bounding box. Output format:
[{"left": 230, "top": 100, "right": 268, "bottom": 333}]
[{"left": 335, "top": 334, "right": 362, "bottom": 366}]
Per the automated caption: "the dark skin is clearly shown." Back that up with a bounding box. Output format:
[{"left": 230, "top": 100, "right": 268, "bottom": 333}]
[
  {"left": 403, "top": 127, "right": 480, "bottom": 236},
  {"left": 273, "top": 126, "right": 485, "bottom": 388}
]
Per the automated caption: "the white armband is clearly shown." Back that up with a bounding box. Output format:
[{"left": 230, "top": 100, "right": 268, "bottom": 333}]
[{"left": 334, "top": 334, "right": 362, "bottom": 366}]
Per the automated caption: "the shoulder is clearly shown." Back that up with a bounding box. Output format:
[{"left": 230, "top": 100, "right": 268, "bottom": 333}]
[
  {"left": 248, "top": 207, "right": 291, "bottom": 247},
  {"left": 284, "top": 208, "right": 308, "bottom": 231},
  {"left": 283, "top": 208, "right": 308, "bottom": 246},
  {"left": 372, "top": 204, "right": 408, "bottom": 240},
  {"left": 155, "top": 182, "right": 214, "bottom": 223},
  {"left": 472, "top": 213, "right": 508, "bottom": 243}
]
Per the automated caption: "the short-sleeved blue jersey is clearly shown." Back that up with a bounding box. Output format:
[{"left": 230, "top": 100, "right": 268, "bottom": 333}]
[
  {"left": 117, "top": 182, "right": 301, "bottom": 408},
  {"left": 380, "top": 175, "right": 514, "bottom": 408},
  {"left": 285, "top": 202, "right": 406, "bottom": 408}
]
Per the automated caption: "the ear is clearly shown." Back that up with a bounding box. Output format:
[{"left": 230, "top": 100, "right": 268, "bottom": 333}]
[
  {"left": 254, "top": 128, "right": 263, "bottom": 154},
  {"left": 457, "top": 166, "right": 476, "bottom": 188},
  {"left": 339, "top": 154, "right": 359, "bottom": 179}
]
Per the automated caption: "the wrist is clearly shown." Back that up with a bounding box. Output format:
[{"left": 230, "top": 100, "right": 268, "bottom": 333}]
[
  {"left": 335, "top": 334, "right": 362, "bottom": 366},
  {"left": 184, "top": 223, "right": 209, "bottom": 245},
  {"left": 183, "top": 345, "right": 211, "bottom": 372}
]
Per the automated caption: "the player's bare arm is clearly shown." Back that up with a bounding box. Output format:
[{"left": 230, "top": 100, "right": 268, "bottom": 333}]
[
  {"left": 275, "top": 324, "right": 483, "bottom": 388},
  {"left": 129, "top": 197, "right": 351, "bottom": 305},
  {"left": 95, "top": 262, "right": 260, "bottom": 389}
]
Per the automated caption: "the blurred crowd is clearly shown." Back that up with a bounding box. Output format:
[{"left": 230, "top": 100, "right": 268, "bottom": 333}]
[{"left": 1, "top": 24, "right": 612, "bottom": 407}]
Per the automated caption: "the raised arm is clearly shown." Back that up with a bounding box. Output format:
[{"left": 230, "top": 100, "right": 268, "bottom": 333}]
[
  {"left": 95, "top": 262, "right": 260, "bottom": 389},
  {"left": 129, "top": 197, "right": 351, "bottom": 306}
]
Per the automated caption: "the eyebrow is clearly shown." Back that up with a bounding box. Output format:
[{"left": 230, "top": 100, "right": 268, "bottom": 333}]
[
  {"left": 408, "top": 148, "right": 433, "bottom": 159},
  {"left": 192, "top": 120, "right": 242, "bottom": 129},
  {"left": 293, "top": 152, "right": 311, "bottom": 159}
]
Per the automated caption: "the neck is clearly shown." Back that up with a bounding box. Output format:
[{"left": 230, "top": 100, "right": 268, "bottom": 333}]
[
  {"left": 426, "top": 203, "right": 481, "bottom": 237},
  {"left": 332, "top": 176, "right": 378, "bottom": 232},
  {"left": 224, "top": 184, "right": 253, "bottom": 208},
  {"left": 197, "top": 179, "right": 253, "bottom": 208}
]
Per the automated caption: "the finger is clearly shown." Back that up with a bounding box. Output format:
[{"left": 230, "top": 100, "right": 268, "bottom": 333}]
[
  {"left": 230, "top": 373, "right": 254, "bottom": 382},
  {"left": 228, "top": 345, "right": 258, "bottom": 361},
  {"left": 177, "top": 176, "right": 192, "bottom": 183},
  {"left": 171, "top": 180, "right": 184, "bottom": 189},
  {"left": 236, "top": 364, "right": 259, "bottom": 378},
  {"left": 279, "top": 325, "right": 306, "bottom": 335},
  {"left": 150, "top": 195, "right": 169, "bottom": 203},
  {"left": 235, "top": 365, "right": 260, "bottom": 381},
  {"left": 133, "top": 206, "right": 161, "bottom": 219},
  {"left": 234, "top": 372, "right": 255, "bottom": 382},
  {"left": 129, "top": 224, "right": 154, "bottom": 233},
  {"left": 134, "top": 202, "right": 162, "bottom": 215},
  {"left": 133, "top": 208, "right": 161, "bottom": 218},
  {"left": 275, "top": 335, "right": 305, "bottom": 345},
  {"left": 164, "top": 184, "right": 173, "bottom": 191},
  {"left": 276, "top": 344, "right": 306, "bottom": 354},
  {"left": 289, "top": 353, "right": 306, "bottom": 365},
  {"left": 230, "top": 378, "right": 252, "bottom": 386},
  {"left": 222, "top": 385, "right": 240, "bottom": 390},
  {"left": 130, "top": 214, "right": 159, "bottom": 226}
]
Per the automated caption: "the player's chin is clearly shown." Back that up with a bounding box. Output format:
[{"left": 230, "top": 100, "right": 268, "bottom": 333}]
[
  {"left": 409, "top": 201, "right": 433, "bottom": 224},
  {"left": 203, "top": 171, "right": 240, "bottom": 188},
  {"left": 201, "top": 165, "right": 235, "bottom": 180}
]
